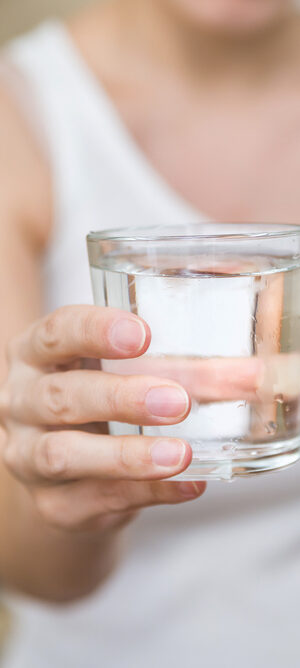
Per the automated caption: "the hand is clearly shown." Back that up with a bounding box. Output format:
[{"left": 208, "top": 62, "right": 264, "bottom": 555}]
[{"left": 0, "top": 306, "right": 206, "bottom": 534}]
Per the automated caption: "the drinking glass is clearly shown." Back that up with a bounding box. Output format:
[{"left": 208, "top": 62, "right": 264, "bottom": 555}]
[{"left": 87, "top": 223, "right": 300, "bottom": 481}]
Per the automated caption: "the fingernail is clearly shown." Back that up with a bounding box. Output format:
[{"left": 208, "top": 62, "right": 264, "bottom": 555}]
[
  {"left": 109, "top": 318, "right": 146, "bottom": 353},
  {"left": 145, "top": 386, "right": 189, "bottom": 418},
  {"left": 151, "top": 439, "right": 186, "bottom": 468},
  {"left": 178, "top": 482, "right": 204, "bottom": 498}
]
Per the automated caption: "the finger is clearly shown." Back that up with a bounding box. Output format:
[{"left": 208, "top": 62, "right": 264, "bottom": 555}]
[
  {"left": 20, "top": 431, "right": 192, "bottom": 483},
  {"left": 102, "top": 356, "right": 265, "bottom": 402},
  {"left": 12, "top": 371, "right": 191, "bottom": 426},
  {"left": 257, "top": 353, "right": 300, "bottom": 400},
  {"left": 14, "top": 305, "right": 151, "bottom": 367},
  {"left": 0, "top": 356, "right": 264, "bottom": 428},
  {"left": 102, "top": 354, "right": 300, "bottom": 403},
  {"left": 32, "top": 478, "right": 206, "bottom": 531},
  {"left": 250, "top": 271, "right": 283, "bottom": 438}
]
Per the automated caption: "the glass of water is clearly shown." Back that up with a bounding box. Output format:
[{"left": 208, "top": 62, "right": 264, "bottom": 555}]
[{"left": 87, "top": 223, "right": 300, "bottom": 481}]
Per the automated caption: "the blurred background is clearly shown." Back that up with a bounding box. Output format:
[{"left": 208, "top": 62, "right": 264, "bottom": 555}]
[{"left": 0, "top": 0, "right": 89, "bottom": 44}]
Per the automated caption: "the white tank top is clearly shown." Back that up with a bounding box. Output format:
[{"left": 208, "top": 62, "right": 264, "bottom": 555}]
[{"left": 2, "top": 22, "right": 300, "bottom": 668}]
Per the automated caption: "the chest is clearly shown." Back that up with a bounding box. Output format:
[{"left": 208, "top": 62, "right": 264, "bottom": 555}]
[{"left": 127, "top": 91, "right": 300, "bottom": 224}]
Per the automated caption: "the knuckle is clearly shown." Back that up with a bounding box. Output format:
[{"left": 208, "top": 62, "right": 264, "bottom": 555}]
[
  {"left": 110, "top": 377, "right": 127, "bottom": 417},
  {"left": 118, "top": 438, "right": 149, "bottom": 475},
  {"left": 80, "top": 310, "right": 99, "bottom": 348},
  {"left": 96, "top": 483, "right": 129, "bottom": 514},
  {"left": 37, "top": 433, "right": 69, "bottom": 481},
  {"left": 105, "top": 495, "right": 128, "bottom": 513},
  {"left": 43, "top": 377, "right": 72, "bottom": 424},
  {"left": 39, "top": 309, "right": 65, "bottom": 352},
  {"left": 2, "top": 441, "right": 17, "bottom": 474},
  {"left": 118, "top": 437, "right": 132, "bottom": 474},
  {"left": 110, "top": 483, "right": 147, "bottom": 513},
  {"left": 33, "top": 488, "right": 78, "bottom": 531},
  {"left": 33, "top": 489, "right": 63, "bottom": 527}
]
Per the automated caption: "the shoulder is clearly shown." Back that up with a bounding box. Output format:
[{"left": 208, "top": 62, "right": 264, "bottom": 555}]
[
  {"left": 67, "top": 2, "right": 123, "bottom": 78},
  {"left": 0, "top": 68, "right": 52, "bottom": 249}
]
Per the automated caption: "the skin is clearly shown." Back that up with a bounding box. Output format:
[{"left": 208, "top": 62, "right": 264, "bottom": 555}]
[{"left": 0, "top": 0, "right": 300, "bottom": 603}]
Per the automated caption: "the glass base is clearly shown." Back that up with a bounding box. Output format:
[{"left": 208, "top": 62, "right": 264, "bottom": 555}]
[{"left": 172, "top": 436, "right": 300, "bottom": 482}]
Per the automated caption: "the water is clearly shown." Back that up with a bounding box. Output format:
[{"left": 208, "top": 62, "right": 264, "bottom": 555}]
[{"left": 90, "top": 253, "right": 300, "bottom": 480}]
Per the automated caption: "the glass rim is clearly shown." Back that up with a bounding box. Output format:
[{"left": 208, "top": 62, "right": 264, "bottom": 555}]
[{"left": 87, "top": 223, "right": 300, "bottom": 244}]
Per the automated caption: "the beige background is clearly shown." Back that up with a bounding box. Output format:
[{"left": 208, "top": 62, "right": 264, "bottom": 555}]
[{"left": 0, "top": 0, "right": 89, "bottom": 44}]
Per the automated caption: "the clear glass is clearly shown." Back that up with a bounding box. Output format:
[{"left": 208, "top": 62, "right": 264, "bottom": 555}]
[{"left": 87, "top": 223, "right": 300, "bottom": 481}]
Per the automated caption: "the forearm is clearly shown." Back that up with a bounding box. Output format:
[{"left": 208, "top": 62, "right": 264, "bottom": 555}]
[{"left": 0, "top": 444, "right": 121, "bottom": 604}]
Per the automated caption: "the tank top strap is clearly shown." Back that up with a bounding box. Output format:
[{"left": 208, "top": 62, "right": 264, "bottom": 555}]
[{"left": 3, "top": 21, "right": 202, "bottom": 225}]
